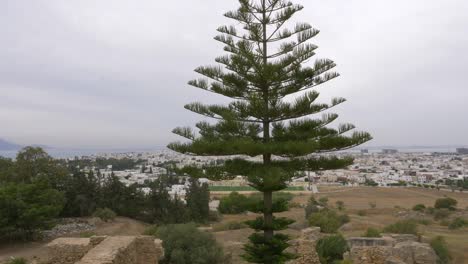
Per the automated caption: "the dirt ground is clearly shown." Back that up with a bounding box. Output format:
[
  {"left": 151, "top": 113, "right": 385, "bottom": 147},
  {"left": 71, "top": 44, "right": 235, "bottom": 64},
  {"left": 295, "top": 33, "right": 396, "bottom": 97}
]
[
  {"left": 1, "top": 187, "right": 467, "bottom": 263},
  {"left": 213, "top": 187, "right": 468, "bottom": 264},
  {"left": 0, "top": 217, "right": 148, "bottom": 263}
]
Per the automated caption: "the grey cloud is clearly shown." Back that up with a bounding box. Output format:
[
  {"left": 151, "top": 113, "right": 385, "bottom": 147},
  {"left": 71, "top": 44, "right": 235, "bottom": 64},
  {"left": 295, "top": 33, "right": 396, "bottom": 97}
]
[{"left": 0, "top": 0, "right": 467, "bottom": 148}]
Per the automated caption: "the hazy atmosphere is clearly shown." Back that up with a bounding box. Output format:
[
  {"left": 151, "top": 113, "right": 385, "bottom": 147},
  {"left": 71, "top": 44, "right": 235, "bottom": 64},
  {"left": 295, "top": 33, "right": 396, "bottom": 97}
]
[{"left": 1, "top": 0, "right": 467, "bottom": 148}]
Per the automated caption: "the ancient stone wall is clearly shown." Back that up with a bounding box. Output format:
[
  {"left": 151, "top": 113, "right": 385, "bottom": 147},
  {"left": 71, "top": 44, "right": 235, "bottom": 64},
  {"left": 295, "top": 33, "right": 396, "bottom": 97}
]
[
  {"left": 44, "top": 236, "right": 163, "bottom": 264},
  {"left": 345, "top": 236, "right": 437, "bottom": 264}
]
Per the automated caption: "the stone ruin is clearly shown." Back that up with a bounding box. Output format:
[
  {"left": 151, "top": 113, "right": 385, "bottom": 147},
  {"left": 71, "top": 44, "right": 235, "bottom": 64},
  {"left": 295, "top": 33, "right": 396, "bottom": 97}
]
[
  {"left": 44, "top": 236, "right": 163, "bottom": 264},
  {"left": 43, "top": 231, "right": 437, "bottom": 264},
  {"left": 287, "top": 228, "right": 438, "bottom": 264},
  {"left": 345, "top": 234, "right": 438, "bottom": 264}
]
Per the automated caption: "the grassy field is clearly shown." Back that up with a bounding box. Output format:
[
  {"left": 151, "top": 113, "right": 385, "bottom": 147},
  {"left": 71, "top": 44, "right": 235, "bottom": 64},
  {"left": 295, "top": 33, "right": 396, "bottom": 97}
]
[
  {"left": 209, "top": 185, "right": 304, "bottom": 192},
  {"left": 212, "top": 186, "right": 468, "bottom": 263}
]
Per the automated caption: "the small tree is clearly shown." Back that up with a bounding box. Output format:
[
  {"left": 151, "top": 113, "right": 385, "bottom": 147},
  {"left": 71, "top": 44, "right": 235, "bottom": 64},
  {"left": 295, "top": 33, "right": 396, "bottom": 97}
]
[
  {"left": 169, "top": 0, "right": 371, "bottom": 261},
  {"left": 434, "top": 197, "right": 457, "bottom": 211},
  {"left": 0, "top": 181, "right": 65, "bottom": 240},
  {"left": 186, "top": 178, "right": 210, "bottom": 223}
]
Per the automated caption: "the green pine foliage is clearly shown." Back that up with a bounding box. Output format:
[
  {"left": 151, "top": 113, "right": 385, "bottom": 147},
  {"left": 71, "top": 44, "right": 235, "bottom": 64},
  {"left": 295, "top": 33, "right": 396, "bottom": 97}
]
[{"left": 169, "top": 0, "right": 371, "bottom": 262}]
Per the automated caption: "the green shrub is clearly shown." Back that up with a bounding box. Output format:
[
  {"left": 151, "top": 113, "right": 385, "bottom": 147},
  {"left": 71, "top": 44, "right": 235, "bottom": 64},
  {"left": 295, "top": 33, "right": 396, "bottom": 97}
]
[
  {"left": 338, "top": 214, "right": 351, "bottom": 225},
  {"left": 369, "top": 201, "right": 377, "bottom": 209},
  {"left": 448, "top": 217, "right": 467, "bottom": 230},
  {"left": 439, "top": 220, "right": 450, "bottom": 227},
  {"left": 289, "top": 201, "right": 301, "bottom": 208},
  {"left": 6, "top": 258, "right": 27, "bottom": 264},
  {"left": 336, "top": 201, "right": 345, "bottom": 211},
  {"left": 415, "top": 219, "right": 432, "bottom": 226},
  {"left": 143, "top": 225, "right": 159, "bottom": 236},
  {"left": 434, "top": 209, "right": 451, "bottom": 221},
  {"left": 93, "top": 208, "right": 116, "bottom": 222},
  {"left": 309, "top": 210, "right": 349, "bottom": 233},
  {"left": 316, "top": 234, "right": 348, "bottom": 264},
  {"left": 412, "top": 204, "right": 426, "bottom": 212},
  {"left": 426, "top": 207, "right": 436, "bottom": 214},
  {"left": 318, "top": 197, "right": 329, "bottom": 207},
  {"left": 213, "top": 221, "right": 247, "bottom": 232},
  {"left": 156, "top": 223, "right": 225, "bottom": 264},
  {"left": 357, "top": 210, "right": 367, "bottom": 216},
  {"left": 430, "top": 236, "right": 452, "bottom": 264},
  {"left": 218, "top": 192, "right": 250, "bottom": 214},
  {"left": 305, "top": 196, "right": 321, "bottom": 219},
  {"left": 363, "top": 227, "right": 382, "bottom": 238},
  {"left": 383, "top": 220, "right": 418, "bottom": 235},
  {"left": 434, "top": 197, "right": 457, "bottom": 211}
]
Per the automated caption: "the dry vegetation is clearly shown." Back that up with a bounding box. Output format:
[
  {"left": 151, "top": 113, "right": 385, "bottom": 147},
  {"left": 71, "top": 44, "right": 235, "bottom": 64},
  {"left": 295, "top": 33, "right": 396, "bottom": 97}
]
[
  {"left": 213, "top": 187, "right": 468, "bottom": 264},
  {"left": 1, "top": 187, "right": 467, "bottom": 263}
]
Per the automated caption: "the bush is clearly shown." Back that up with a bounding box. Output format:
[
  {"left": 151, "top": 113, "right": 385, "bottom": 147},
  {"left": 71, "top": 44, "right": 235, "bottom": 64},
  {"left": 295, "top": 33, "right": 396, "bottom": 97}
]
[
  {"left": 143, "top": 225, "right": 159, "bottom": 236},
  {"left": 305, "top": 196, "right": 321, "bottom": 219},
  {"left": 289, "top": 201, "right": 301, "bottom": 208},
  {"left": 213, "top": 221, "right": 247, "bottom": 232},
  {"left": 316, "top": 234, "right": 348, "bottom": 264},
  {"left": 357, "top": 210, "right": 367, "bottom": 216},
  {"left": 309, "top": 210, "right": 349, "bottom": 233},
  {"left": 434, "top": 209, "right": 451, "bottom": 221},
  {"left": 448, "top": 217, "right": 467, "bottom": 230},
  {"left": 430, "top": 236, "right": 452, "bottom": 264},
  {"left": 369, "top": 201, "right": 377, "bottom": 209},
  {"left": 338, "top": 214, "right": 351, "bottom": 225},
  {"left": 415, "top": 219, "right": 432, "bottom": 226},
  {"left": 336, "top": 201, "right": 345, "bottom": 211},
  {"left": 93, "top": 208, "right": 116, "bottom": 222},
  {"left": 218, "top": 192, "right": 250, "bottom": 214},
  {"left": 412, "top": 204, "right": 426, "bottom": 212},
  {"left": 383, "top": 220, "right": 418, "bottom": 235},
  {"left": 434, "top": 197, "right": 457, "bottom": 211},
  {"left": 318, "top": 197, "right": 329, "bottom": 207},
  {"left": 156, "top": 223, "right": 225, "bottom": 264},
  {"left": 426, "top": 206, "right": 436, "bottom": 214},
  {"left": 6, "top": 258, "right": 27, "bottom": 264},
  {"left": 363, "top": 227, "right": 382, "bottom": 238},
  {"left": 439, "top": 220, "right": 450, "bottom": 227}
]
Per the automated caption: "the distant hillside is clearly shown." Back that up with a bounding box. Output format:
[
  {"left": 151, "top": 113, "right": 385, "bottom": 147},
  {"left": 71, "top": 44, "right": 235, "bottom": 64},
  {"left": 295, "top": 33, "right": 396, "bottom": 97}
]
[{"left": 0, "top": 138, "right": 22, "bottom": 150}]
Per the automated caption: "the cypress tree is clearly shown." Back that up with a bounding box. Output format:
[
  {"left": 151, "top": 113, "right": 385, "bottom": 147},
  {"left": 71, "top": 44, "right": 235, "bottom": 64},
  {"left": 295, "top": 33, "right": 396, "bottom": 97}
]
[{"left": 169, "top": 0, "right": 372, "bottom": 262}]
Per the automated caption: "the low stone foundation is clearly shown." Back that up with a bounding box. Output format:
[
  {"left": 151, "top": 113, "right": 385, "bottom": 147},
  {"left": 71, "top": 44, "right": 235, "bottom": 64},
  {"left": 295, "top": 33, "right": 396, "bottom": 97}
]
[
  {"left": 44, "top": 236, "right": 163, "bottom": 264},
  {"left": 345, "top": 236, "right": 437, "bottom": 264}
]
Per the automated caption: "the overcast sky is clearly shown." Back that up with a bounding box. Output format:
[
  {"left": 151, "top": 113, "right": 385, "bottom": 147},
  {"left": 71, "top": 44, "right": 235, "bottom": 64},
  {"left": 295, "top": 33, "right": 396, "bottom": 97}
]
[{"left": 1, "top": 0, "right": 467, "bottom": 149}]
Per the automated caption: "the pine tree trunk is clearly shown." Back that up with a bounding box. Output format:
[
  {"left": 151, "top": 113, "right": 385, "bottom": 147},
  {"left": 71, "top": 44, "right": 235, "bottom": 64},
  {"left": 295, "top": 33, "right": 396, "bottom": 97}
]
[
  {"left": 263, "top": 190, "right": 273, "bottom": 240},
  {"left": 261, "top": 0, "right": 273, "bottom": 244}
]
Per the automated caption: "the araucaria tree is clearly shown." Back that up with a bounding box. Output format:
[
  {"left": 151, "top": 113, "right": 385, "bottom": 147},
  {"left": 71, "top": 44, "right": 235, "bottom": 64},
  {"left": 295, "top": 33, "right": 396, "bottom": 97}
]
[{"left": 169, "top": 0, "right": 372, "bottom": 263}]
